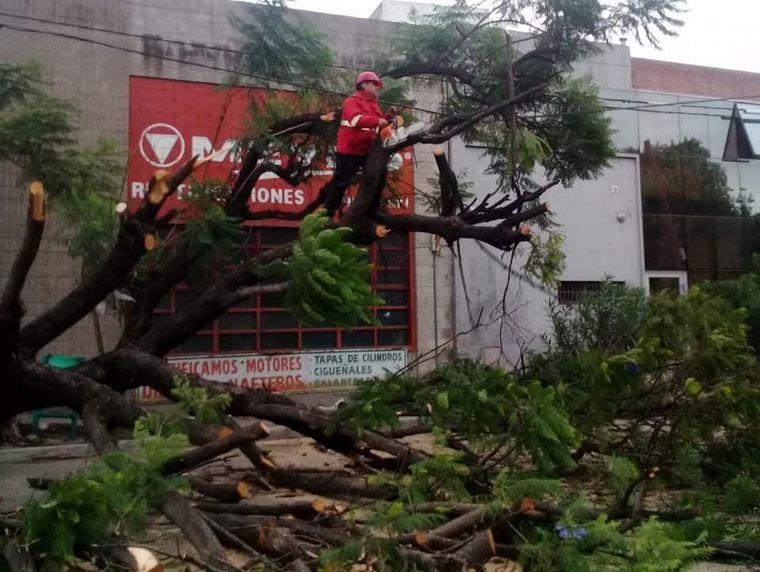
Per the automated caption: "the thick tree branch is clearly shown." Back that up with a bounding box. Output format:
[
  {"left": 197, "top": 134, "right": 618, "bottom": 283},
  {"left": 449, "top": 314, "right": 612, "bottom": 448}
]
[
  {"left": 188, "top": 477, "right": 252, "bottom": 503},
  {"left": 83, "top": 349, "right": 431, "bottom": 466},
  {"left": 271, "top": 470, "right": 394, "bottom": 499},
  {"left": 19, "top": 158, "right": 200, "bottom": 356},
  {"left": 196, "top": 498, "right": 330, "bottom": 517},
  {"left": 81, "top": 401, "right": 120, "bottom": 454},
  {"left": 385, "top": 82, "right": 549, "bottom": 152},
  {"left": 0, "top": 181, "right": 45, "bottom": 356},
  {"left": 232, "top": 281, "right": 288, "bottom": 305},
  {"left": 161, "top": 491, "right": 239, "bottom": 572},
  {"left": 2, "top": 539, "right": 35, "bottom": 572},
  {"left": 465, "top": 201, "right": 550, "bottom": 226},
  {"left": 376, "top": 212, "right": 532, "bottom": 251},
  {"left": 161, "top": 422, "right": 270, "bottom": 475},
  {"left": 2, "top": 359, "right": 142, "bottom": 425},
  {"left": 119, "top": 238, "right": 202, "bottom": 346},
  {"left": 434, "top": 148, "right": 464, "bottom": 217},
  {"left": 463, "top": 178, "right": 560, "bottom": 223},
  {"left": 135, "top": 244, "right": 292, "bottom": 356}
]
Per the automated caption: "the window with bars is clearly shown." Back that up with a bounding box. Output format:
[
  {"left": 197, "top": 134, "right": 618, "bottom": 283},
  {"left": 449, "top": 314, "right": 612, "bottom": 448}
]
[
  {"left": 557, "top": 280, "right": 623, "bottom": 305},
  {"left": 156, "top": 225, "right": 414, "bottom": 355}
]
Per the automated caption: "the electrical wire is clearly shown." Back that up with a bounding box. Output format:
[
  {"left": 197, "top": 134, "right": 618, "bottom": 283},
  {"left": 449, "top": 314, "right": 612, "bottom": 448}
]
[
  {"left": 0, "top": 10, "right": 360, "bottom": 71},
  {"left": 2, "top": 18, "right": 760, "bottom": 124}
]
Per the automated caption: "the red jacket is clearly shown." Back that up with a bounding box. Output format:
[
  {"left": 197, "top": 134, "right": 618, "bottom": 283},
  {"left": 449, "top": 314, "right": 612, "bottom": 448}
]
[{"left": 336, "top": 90, "right": 388, "bottom": 155}]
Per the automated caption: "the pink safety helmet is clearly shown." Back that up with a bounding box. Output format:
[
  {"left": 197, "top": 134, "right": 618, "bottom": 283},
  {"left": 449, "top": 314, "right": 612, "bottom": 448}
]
[{"left": 355, "top": 71, "right": 383, "bottom": 88}]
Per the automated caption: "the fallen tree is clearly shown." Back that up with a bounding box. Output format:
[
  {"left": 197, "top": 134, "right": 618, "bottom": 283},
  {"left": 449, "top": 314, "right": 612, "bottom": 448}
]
[{"left": 9, "top": 1, "right": 757, "bottom": 570}]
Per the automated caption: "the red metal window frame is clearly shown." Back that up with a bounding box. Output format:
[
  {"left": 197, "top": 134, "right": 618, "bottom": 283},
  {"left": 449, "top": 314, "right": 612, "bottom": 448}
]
[{"left": 155, "top": 221, "right": 417, "bottom": 355}]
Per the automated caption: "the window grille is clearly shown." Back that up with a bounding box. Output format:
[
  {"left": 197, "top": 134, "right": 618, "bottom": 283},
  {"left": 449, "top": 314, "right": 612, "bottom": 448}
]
[{"left": 156, "top": 225, "right": 415, "bottom": 355}]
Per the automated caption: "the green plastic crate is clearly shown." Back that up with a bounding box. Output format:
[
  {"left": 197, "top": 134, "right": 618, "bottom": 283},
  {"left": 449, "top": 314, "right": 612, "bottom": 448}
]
[{"left": 31, "top": 355, "right": 86, "bottom": 438}]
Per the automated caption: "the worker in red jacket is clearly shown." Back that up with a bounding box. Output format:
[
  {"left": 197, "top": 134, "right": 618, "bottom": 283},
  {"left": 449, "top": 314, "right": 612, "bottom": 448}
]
[{"left": 322, "top": 71, "right": 396, "bottom": 216}]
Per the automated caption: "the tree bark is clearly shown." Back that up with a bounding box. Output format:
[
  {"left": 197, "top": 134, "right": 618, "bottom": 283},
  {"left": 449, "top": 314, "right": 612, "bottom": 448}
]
[
  {"left": 201, "top": 513, "right": 274, "bottom": 568},
  {"left": 206, "top": 514, "right": 355, "bottom": 548},
  {"left": 272, "top": 470, "right": 393, "bottom": 499},
  {"left": 205, "top": 515, "right": 307, "bottom": 561},
  {"left": 0, "top": 181, "right": 45, "bottom": 357},
  {"left": 18, "top": 159, "right": 198, "bottom": 355},
  {"left": 243, "top": 404, "right": 429, "bottom": 466},
  {"left": 188, "top": 477, "right": 252, "bottom": 503},
  {"left": 710, "top": 540, "right": 760, "bottom": 560},
  {"left": 161, "top": 422, "right": 269, "bottom": 475},
  {"left": 453, "top": 529, "right": 497, "bottom": 564},
  {"left": 196, "top": 497, "right": 329, "bottom": 517},
  {"left": 428, "top": 506, "right": 488, "bottom": 538},
  {"left": 376, "top": 211, "right": 533, "bottom": 251},
  {"left": 3, "top": 539, "right": 35, "bottom": 572},
  {"left": 161, "top": 491, "right": 238, "bottom": 572},
  {"left": 134, "top": 245, "right": 292, "bottom": 356}
]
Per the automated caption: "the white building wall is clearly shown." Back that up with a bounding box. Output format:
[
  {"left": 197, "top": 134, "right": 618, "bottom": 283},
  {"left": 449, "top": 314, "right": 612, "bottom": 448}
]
[{"left": 450, "top": 134, "right": 645, "bottom": 365}]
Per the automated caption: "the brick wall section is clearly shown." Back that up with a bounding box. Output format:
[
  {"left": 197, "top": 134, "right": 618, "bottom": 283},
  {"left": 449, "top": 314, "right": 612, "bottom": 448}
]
[
  {"left": 632, "top": 58, "right": 760, "bottom": 100},
  {"left": 0, "top": 0, "right": 451, "bottom": 370}
]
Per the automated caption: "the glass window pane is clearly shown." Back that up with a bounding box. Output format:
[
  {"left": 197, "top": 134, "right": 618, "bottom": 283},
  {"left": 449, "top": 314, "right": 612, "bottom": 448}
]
[
  {"left": 643, "top": 214, "right": 685, "bottom": 271},
  {"left": 684, "top": 216, "right": 716, "bottom": 270},
  {"left": 377, "top": 289, "right": 408, "bottom": 306},
  {"left": 747, "top": 218, "right": 760, "bottom": 265},
  {"left": 261, "top": 291, "right": 286, "bottom": 309},
  {"left": 715, "top": 219, "right": 745, "bottom": 270},
  {"left": 174, "top": 335, "right": 213, "bottom": 354},
  {"left": 737, "top": 162, "right": 760, "bottom": 215},
  {"left": 219, "top": 334, "right": 256, "bottom": 352},
  {"left": 376, "top": 269, "right": 408, "bottom": 285},
  {"left": 261, "top": 332, "right": 299, "bottom": 350},
  {"left": 649, "top": 277, "right": 680, "bottom": 293},
  {"left": 342, "top": 330, "right": 374, "bottom": 347},
  {"left": 377, "top": 233, "right": 406, "bottom": 248},
  {"left": 303, "top": 331, "right": 337, "bottom": 349},
  {"left": 743, "top": 121, "right": 760, "bottom": 156},
  {"left": 379, "top": 330, "right": 408, "bottom": 346},
  {"left": 376, "top": 249, "right": 408, "bottom": 267},
  {"left": 641, "top": 143, "right": 739, "bottom": 217},
  {"left": 218, "top": 312, "right": 257, "bottom": 330},
  {"left": 378, "top": 310, "right": 408, "bottom": 326},
  {"left": 261, "top": 311, "right": 298, "bottom": 329}
]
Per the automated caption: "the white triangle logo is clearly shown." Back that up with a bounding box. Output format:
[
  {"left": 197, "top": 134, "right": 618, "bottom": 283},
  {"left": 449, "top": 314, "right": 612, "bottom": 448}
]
[{"left": 146, "top": 133, "right": 179, "bottom": 165}]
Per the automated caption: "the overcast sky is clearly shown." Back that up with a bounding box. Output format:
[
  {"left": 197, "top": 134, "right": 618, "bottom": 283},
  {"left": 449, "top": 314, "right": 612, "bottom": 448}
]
[{"left": 283, "top": 0, "right": 760, "bottom": 74}]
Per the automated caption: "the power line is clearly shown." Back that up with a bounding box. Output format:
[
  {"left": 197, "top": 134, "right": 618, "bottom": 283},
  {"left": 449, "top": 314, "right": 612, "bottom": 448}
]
[
  {"left": 3, "top": 18, "right": 759, "bottom": 124},
  {"left": 0, "top": 10, "right": 360, "bottom": 72},
  {"left": 0, "top": 20, "right": 435, "bottom": 114},
  {"left": 6, "top": 9, "right": 760, "bottom": 115},
  {"left": 5, "top": 8, "right": 760, "bottom": 113}
]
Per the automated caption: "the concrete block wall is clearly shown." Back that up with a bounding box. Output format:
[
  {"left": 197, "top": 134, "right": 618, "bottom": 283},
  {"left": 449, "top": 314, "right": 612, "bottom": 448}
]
[
  {"left": 0, "top": 0, "right": 131, "bottom": 356},
  {"left": 0, "top": 0, "right": 453, "bottom": 367}
]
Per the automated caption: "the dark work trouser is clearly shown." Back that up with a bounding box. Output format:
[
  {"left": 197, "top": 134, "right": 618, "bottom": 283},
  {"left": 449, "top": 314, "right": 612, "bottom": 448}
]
[{"left": 322, "top": 153, "right": 367, "bottom": 214}]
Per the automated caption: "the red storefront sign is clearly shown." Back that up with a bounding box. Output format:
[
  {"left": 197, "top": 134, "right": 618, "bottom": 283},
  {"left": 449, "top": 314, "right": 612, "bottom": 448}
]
[
  {"left": 127, "top": 76, "right": 414, "bottom": 217},
  {"left": 128, "top": 77, "right": 416, "bottom": 400}
]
